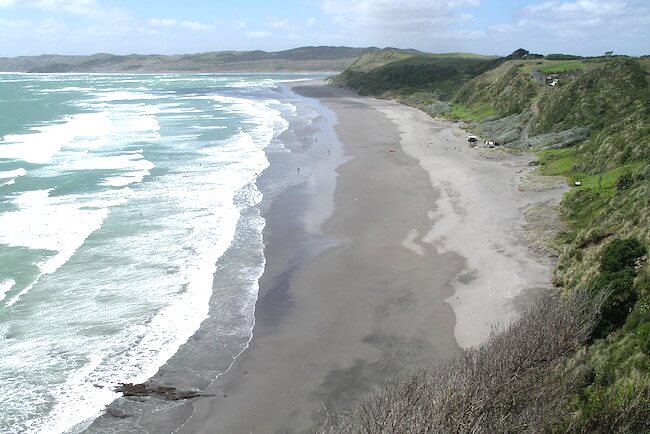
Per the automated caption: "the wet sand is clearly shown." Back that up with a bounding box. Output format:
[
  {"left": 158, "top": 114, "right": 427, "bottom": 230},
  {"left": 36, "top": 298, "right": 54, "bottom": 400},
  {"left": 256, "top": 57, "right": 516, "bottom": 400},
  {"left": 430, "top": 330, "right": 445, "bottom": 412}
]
[{"left": 178, "top": 82, "right": 465, "bottom": 433}]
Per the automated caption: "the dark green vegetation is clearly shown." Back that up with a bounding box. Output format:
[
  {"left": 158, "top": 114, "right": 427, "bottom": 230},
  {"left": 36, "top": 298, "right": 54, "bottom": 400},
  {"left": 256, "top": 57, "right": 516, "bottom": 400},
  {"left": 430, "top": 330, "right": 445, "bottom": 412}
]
[
  {"left": 545, "top": 54, "right": 586, "bottom": 61},
  {"left": 0, "top": 46, "right": 376, "bottom": 73},
  {"left": 328, "top": 49, "right": 650, "bottom": 431},
  {"left": 590, "top": 239, "right": 646, "bottom": 339}
]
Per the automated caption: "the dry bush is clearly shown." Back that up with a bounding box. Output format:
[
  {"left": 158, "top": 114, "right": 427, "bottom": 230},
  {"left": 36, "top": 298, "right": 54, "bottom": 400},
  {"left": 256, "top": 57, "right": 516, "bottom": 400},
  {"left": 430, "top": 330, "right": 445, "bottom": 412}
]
[{"left": 315, "top": 288, "right": 607, "bottom": 434}]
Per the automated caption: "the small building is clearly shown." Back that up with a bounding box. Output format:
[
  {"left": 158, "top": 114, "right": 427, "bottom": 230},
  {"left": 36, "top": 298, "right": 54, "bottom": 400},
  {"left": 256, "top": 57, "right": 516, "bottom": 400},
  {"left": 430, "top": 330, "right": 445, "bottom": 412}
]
[
  {"left": 546, "top": 74, "right": 559, "bottom": 86},
  {"left": 468, "top": 135, "right": 478, "bottom": 147}
]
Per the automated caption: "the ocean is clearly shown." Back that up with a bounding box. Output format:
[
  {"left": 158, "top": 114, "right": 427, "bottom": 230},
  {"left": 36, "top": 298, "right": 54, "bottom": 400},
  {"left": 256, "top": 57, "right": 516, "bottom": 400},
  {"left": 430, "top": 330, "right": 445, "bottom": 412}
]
[{"left": 0, "top": 72, "right": 327, "bottom": 433}]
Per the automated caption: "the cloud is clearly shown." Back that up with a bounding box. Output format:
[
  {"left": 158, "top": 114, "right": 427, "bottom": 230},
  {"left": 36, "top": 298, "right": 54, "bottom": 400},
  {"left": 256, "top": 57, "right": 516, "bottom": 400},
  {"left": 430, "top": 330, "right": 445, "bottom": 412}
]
[
  {"left": 306, "top": 17, "right": 316, "bottom": 26},
  {"left": 264, "top": 18, "right": 288, "bottom": 28},
  {"left": 149, "top": 18, "right": 177, "bottom": 27},
  {"left": 246, "top": 31, "right": 272, "bottom": 38},
  {"left": 524, "top": 0, "right": 626, "bottom": 16},
  {"left": 493, "top": 0, "right": 650, "bottom": 38},
  {"left": 286, "top": 32, "right": 303, "bottom": 40},
  {"left": 319, "top": 0, "right": 483, "bottom": 48},
  {"left": 148, "top": 17, "right": 214, "bottom": 31},
  {"left": 322, "top": 0, "right": 479, "bottom": 34},
  {"left": 179, "top": 20, "right": 213, "bottom": 31},
  {"left": 481, "top": 0, "right": 650, "bottom": 55},
  {"left": 12, "top": 0, "right": 100, "bottom": 15},
  {"left": 435, "top": 29, "right": 484, "bottom": 40}
]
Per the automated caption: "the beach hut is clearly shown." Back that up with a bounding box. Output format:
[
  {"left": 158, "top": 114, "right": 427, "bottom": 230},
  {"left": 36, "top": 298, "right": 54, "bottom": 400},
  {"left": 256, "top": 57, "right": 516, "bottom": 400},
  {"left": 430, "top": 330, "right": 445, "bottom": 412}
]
[{"left": 468, "top": 135, "right": 478, "bottom": 147}]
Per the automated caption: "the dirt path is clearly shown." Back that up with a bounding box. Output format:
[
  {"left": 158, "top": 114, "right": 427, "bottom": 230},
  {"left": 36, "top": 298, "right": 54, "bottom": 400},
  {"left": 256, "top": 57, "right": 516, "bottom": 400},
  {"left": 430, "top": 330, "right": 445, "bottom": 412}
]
[{"left": 521, "top": 100, "right": 539, "bottom": 140}]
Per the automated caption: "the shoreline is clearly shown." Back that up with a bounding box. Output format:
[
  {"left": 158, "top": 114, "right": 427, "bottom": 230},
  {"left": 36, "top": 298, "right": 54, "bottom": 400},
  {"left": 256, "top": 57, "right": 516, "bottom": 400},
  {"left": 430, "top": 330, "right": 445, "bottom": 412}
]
[
  {"left": 89, "top": 80, "right": 566, "bottom": 433},
  {"left": 84, "top": 80, "right": 347, "bottom": 433},
  {"left": 178, "top": 81, "right": 464, "bottom": 433}
]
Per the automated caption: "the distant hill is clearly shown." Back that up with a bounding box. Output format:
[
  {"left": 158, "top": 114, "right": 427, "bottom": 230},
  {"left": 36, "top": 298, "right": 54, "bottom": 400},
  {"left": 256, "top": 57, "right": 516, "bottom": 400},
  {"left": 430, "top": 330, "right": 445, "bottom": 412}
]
[{"left": 0, "top": 46, "right": 378, "bottom": 73}]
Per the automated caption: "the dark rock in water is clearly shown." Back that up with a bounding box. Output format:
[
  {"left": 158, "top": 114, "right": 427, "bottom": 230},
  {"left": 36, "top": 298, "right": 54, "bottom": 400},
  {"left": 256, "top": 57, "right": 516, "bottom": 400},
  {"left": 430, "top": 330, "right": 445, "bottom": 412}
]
[{"left": 116, "top": 383, "right": 201, "bottom": 400}]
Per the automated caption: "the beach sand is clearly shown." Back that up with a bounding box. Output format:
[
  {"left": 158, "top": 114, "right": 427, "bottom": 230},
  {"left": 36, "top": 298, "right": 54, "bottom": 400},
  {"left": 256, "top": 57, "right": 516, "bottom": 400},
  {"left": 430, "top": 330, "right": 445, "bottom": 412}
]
[{"left": 175, "top": 81, "right": 566, "bottom": 433}]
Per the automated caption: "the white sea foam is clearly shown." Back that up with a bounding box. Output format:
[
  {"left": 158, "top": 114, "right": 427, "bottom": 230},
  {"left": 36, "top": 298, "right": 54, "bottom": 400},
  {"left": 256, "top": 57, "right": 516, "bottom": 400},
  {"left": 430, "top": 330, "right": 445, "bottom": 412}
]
[
  {"left": 1, "top": 188, "right": 130, "bottom": 307},
  {"left": 225, "top": 78, "right": 276, "bottom": 89},
  {"left": 0, "top": 168, "right": 27, "bottom": 179},
  {"left": 0, "top": 113, "right": 114, "bottom": 163},
  {"left": 55, "top": 91, "right": 289, "bottom": 432},
  {"left": 65, "top": 152, "right": 154, "bottom": 172},
  {"left": 0, "top": 74, "right": 302, "bottom": 434},
  {"left": 93, "top": 91, "right": 164, "bottom": 102},
  {"left": 39, "top": 87, "right": 94, "bottom": 93},
  {"left": 0, "top": 99, "right": 161, "bottom": 185},
  {"left": 0, "top": 168, "right": 26, "bottom": 186},
  {"left": 101, "top": 170, "right": 150, "bottom": 187},
  {"left": 192, "top": 125, "right": 228, "bottom": 130},
  {"left": 35, "top": 128, "right": 279, "bottom": 434},
  {"left": 0, "top": 279, "right": 15, "bottom": 302}
]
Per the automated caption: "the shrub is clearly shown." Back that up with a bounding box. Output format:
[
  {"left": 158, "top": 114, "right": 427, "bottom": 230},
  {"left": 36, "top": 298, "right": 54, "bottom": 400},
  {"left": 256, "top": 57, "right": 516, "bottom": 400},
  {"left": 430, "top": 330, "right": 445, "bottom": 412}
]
[
  {"left": 599, "top": 238, "right": 646, "bottom": 273},
  {"left": 590, "top": 270, "right": 637, "bottom": 338},
  {"left": 589, "top": 238, "right": 647, "bottom": 338},
  {"left": 616, "top": 171, "right": 634, "bottom": 191}
]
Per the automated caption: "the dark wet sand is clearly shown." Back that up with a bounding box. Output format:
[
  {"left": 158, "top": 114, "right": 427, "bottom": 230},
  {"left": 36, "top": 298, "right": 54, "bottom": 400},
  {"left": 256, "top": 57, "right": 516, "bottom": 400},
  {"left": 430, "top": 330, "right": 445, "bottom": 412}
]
[{"left": 178, "top": 82, "right": 463, "bottom": 433}]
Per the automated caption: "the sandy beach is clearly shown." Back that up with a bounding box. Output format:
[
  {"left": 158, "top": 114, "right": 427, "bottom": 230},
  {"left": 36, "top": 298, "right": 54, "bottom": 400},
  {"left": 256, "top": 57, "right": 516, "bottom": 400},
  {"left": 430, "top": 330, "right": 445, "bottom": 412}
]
[{"left": 170, "top": 81, "right": 565, "bottom": 433}]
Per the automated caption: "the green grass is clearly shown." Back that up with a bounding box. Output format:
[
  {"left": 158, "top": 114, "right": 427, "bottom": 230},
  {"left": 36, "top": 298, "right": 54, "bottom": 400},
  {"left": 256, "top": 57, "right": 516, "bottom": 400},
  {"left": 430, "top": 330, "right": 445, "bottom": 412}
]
[
  {"left": 538, "top": 147, "right": 578, "bottom": 176},
  {"left": 516, "top": 60, "right": 548, "bottom": 74},
  {"left": 538, "top": 61, "right": 587, "bottom": 74},
  {"left": 639, "top": 56, "right": 650, "bottom": 70},
  {"left": 426, "top": 52, "right": 497, "bottom": 59},
  {"left": 538, "top": 148, "right": 645, "bottom": 198},
  {"left": 639, "top": 56, "right": 650, "bottom": 83},
  {"left": 514, "top": 59, "right": 588, "bottom": 75},
  {"left": 449, "top": 103, "right": 495, "bottom": 121},
  {"left": 384, "top": 53, "right": 497, "bottom": 73},
  {"left": 569, "top": 163, "right": 644, "bottom": 194}
]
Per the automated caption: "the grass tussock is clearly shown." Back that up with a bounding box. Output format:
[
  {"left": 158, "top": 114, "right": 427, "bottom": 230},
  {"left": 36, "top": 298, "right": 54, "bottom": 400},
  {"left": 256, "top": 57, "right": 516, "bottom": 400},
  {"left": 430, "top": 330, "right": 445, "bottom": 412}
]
[{"left": 315, "top": 289, "right": 614, "bottom": 434}]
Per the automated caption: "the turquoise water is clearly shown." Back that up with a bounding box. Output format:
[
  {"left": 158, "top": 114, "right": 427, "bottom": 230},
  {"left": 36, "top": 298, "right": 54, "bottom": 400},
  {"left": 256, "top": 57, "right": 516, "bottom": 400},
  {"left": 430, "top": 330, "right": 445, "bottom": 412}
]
[{"left": 0, "top": 73, "right": 322, "bottom": 432}]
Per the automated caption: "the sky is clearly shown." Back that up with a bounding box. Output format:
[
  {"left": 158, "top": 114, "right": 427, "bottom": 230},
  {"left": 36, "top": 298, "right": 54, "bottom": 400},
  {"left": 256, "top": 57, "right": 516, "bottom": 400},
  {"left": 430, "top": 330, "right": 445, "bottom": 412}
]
[{"left": 0, "top": 0, "right": 648, "bottom": 57}]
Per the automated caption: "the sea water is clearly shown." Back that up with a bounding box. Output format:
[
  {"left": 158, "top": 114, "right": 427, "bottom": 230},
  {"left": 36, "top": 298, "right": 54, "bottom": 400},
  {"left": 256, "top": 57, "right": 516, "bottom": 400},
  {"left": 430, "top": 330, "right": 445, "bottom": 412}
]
[{"left": 0, "top": 73, "right": 324, "bottom": 433}]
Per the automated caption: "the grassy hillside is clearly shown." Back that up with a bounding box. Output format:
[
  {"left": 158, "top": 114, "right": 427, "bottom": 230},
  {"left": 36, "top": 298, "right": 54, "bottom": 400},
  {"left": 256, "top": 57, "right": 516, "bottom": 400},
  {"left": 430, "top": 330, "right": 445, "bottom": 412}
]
[
  {"left": 326, "top": 49, "right": 650, "bottom": 431},
  {"left": 453, "top": 63, "right": 537, "bottom": 119},
  {"left": 0, "top": 46, "right": 376, "bottom": 73},
  {"left": 329, "top": 48, "right": 504, "bottom": 117},
  {"left": 529, "top": 58, "right": 649, "bottom": 433},
  {"left": 533, "top": 60, "right": 650, "bottom": 171}
]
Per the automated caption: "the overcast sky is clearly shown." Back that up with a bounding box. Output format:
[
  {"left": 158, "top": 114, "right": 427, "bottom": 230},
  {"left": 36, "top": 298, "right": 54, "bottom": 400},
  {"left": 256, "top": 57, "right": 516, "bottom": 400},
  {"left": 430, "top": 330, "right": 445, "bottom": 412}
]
[{"left": 0, "top": 0, "right": 648, "bottom": 57}]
